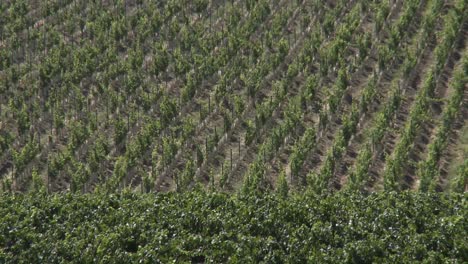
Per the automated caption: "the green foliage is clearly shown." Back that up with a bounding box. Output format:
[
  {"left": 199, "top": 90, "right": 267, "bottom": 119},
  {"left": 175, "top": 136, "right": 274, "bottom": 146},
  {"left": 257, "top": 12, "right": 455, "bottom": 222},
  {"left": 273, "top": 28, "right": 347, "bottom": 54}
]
[
  {"left": 30, "top": 168, "right": 45, "bottom": 193},
  {"left": 245, "top": 120, "right": 256, "bottom": 146},
  {"left": 111, "top": 156, "right": 128, "bottom": 189},
  {"left": 113, "top": 117, "right": 128, "bottom": 145},
  {"left": 0, "top": 0, "right": 465, "bottom": 222},
  {"left": 47, "top": 151, "right": 71, "bottom": 179},
  {"left": 243, "top": 161, "right": 266, "bottom": 194},
  {"left": 182, "top": 72, "right": 197, "bottom": 103},
  {"left": 194, "top": 0, "right": 208, "bottom": 13},
  {"left": 162, "top": 136, "right": 177, "bottom": 168},
  {"left": 418, "top": 60, "right": 466, "bottom": 192},
  {"left": 0, "top": 191, "right": 465, "bottom": 263},
  {"left": 181, "top": 117, "right": 195, "bottom": 143},
  {"left": 160, "top": 95, "right": 177, "bottom": 125},
  {"left": 290, "top": 127, "right": 316, "bottom": 181},
  {"left": 180, "top": 159, "right": 195, "bottom": 191},
  {"left": 384, "top": 9, "right": 465, "bottom": 191},
  {"left": 374, "top": 1, "right": 389, "bottom": 33},
  {"left": 0, "top": 131, "right": 14, "bottom": 152},
  {"left": 276, "top": 170, "right": 288, "bottom": 198},
  {"left": 16, "top": 103, "right": 30, "bottom": 134},
  {"left": 68, "top": 120, "right": 89, "bottom": 151},
  {"left": 53, "top": 108, "right": 64, "bottom": 130},
  {"left": 69, "top": 160, "right": 89, "bottom": 193},
  {"left": 219, "top": 159, "right": 230, "bottom": 189},
  {"left": 451, "top": 159, "right": 467, "bottom": 193},
  {"left": 87, "top": 137, "right": 109, "bottom": 172},
  {"left": 12, "top": 139, "right": 39, "bottom": 174}
]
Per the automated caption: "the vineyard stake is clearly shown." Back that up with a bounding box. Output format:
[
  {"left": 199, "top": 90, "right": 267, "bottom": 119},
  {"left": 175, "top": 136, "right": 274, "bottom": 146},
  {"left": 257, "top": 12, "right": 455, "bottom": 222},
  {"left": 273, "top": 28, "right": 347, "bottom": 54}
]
[{"left": 238, "top": 138, "right": 241, "bottom": 160}]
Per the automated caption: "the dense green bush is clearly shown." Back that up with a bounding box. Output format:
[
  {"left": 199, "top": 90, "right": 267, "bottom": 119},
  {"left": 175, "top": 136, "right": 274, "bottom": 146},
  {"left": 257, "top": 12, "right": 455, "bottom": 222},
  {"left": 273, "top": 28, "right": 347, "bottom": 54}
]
[{"left": 0, "top": 191, "right": 466, "bottom": 263}]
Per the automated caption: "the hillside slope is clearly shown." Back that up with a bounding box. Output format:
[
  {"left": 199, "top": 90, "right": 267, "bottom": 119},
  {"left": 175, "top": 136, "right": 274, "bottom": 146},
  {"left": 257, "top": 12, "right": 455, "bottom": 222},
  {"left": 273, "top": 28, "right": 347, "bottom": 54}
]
[{"left": 0, "top": 0, "right": 466, "bottom": 194}]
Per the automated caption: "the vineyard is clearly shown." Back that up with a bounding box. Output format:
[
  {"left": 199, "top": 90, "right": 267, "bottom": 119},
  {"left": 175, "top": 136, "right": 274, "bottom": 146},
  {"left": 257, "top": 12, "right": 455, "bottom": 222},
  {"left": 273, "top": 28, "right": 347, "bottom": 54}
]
[
  {"left": 0, "top": 0, "right": 466, "bottom": 194},
  {"left": 0, "top": 0, "right": 467, "bottom": 261},
  {"left": 1, "top": 191, "right": 466, "bottom": 262}
]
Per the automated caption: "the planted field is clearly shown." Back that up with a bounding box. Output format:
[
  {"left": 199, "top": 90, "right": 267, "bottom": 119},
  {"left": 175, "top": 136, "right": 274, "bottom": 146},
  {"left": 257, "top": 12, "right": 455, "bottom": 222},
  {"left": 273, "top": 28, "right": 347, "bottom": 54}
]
[
  {"left": 1, "top": 0, "right": 468, "bottom": 262},
  {"left": 1, "top": 191, "right": 466, "bottom": 262},
  {"left": 1, "top": 0, "right": 466, "bottom": 194}
]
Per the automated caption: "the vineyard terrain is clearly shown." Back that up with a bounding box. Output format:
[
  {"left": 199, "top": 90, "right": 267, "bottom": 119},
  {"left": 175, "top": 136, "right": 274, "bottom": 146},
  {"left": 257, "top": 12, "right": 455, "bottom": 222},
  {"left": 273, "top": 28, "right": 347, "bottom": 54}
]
[
  {"left": 0, "top": 0, "right": 466, "bottom": 194},
  {"left": 1, "top": 0, "right": 468, "bottom": 262}
]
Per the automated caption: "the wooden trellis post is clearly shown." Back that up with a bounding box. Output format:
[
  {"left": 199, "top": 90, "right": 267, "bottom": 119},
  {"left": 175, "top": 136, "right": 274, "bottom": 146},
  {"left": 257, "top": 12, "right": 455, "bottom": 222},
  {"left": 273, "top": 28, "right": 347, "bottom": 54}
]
[
  {"left": 47, "top": 162, "right": 50, "bottom": 194},
  {"left": 127, "top": 112, "right": 130, "bottom": 140},
  {"left": 238, "top": 138, "right": 241, "bottom": 160}
]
